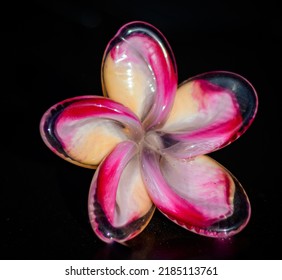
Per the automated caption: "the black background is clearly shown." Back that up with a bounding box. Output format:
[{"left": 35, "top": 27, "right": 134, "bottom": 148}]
[{"left": 5, "top": 0, "right": 281, "bottom": 259}]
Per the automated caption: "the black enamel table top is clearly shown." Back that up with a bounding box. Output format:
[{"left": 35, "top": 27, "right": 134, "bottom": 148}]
[{"left": 6, "top": 0, "right": 281, "bottom": 260}]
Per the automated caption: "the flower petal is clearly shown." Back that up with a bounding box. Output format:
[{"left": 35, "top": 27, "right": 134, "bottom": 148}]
[
  {"left": 40, "top": 96, "right": 143, "bottom": 168},
  {"left": 102, "top": 21, "right": 177, "bottom": 129},
  {"left": 159, "top": 71, "right": 258, "bottom": 158},
  {"left": 141, "top": 147, "right": 251, "bottom": 238},
  {"left": 88, "top": 141, "right": 155, "bottom": 243}
]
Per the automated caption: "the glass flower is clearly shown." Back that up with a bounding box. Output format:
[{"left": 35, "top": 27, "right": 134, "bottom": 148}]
[{"left": 39, "top": 21, "right": 258, "bottom": 244}]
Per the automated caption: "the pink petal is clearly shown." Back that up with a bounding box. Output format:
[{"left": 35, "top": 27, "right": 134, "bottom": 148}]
[
  {"left": 102, "top": 21, "right": 177, "bottom": 129},
  {"left": 88, "top": 141, "right": 155, "bottom": 243},
  {"left": 141, "top": 147, "right": 251, "bottom": 238},
  {"left": 40, "top": 96, "right": 142, "bottom": 168},
  {"left": 158, "top": 71, "right": 258, "bottom": 158}
]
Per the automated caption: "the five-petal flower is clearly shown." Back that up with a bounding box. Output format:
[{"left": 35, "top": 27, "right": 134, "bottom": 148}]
[{"left": 40, "top": 21, "right": 258, "bottom": 244}]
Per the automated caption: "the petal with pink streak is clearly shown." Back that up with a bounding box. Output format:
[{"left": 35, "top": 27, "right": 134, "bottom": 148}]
[
  {"left": 102, "top": 21, "right": 177, "bottom": 129},
  {"left": 141, "top": 147, "right": 251, "bottom": 238},
  {"left": 40, "top": 96, "right": 143, "bottom": 168},
  {"left": 88, "top": 141, "right": 155, "bottom": 243},
  {"left": 158, "top": 71, "right": 258, "bottom": 159}
]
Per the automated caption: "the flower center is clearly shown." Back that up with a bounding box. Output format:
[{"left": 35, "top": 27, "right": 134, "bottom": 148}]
[{"left": 139, "top": 130, "right": 164, "bottom": 155}]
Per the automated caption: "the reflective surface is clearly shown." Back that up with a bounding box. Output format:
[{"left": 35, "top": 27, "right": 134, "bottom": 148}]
[
  {"left": 7, "top": 0, "right": 281, "bottom": 260},
  {"left": 40, "top": 22, "right": 257, "bottom": 244}
]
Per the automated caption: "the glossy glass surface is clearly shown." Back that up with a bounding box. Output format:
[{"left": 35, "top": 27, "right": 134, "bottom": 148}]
[{"left": 40, "top": 21, "right": 258, "bottom": 244}]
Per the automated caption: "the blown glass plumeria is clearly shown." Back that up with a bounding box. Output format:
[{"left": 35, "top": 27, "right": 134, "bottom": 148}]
[{"left": 40, "top": 21, "right": 258, "bottom": 244}]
